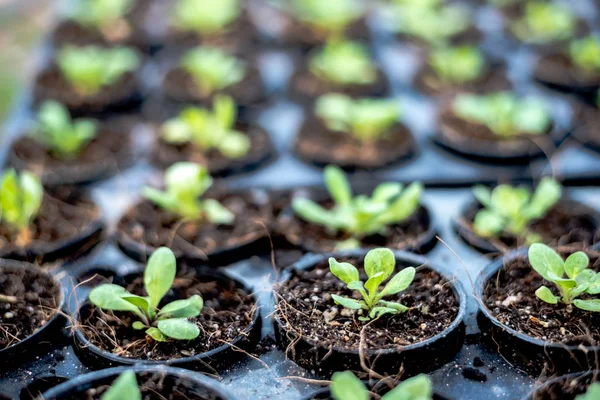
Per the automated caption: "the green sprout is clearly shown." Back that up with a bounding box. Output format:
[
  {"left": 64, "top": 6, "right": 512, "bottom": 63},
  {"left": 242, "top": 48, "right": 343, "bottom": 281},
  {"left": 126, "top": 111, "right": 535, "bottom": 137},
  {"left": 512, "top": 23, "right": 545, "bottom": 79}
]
[
  {"left": 511, "top": 2, "right": 575, "bottom": 44},
  {"left": 529, "top": 244, "right": 600, "bottom": 312},
  {"left": 309, "top": 40, "right": 378, "bottom": 86},
  {"left": 181, "top": 47, "right": 246, "bottom": 97},
  {"left": 315, "top": 94, "right": 399, "bottom": 142},
  {"left": 101, "top": 371, "right": 141, "bottom": 400},
  {"left": 293, "top": 165, "right": 422, "bottom": 248},
  {"left": 161, "top": 95, "right": 250, "bottom": 159},
  {"left": 57, "top": 45, "right": 139, "bottom": 96},
  {"left": 31, "top": 101, "right": 97, "bottom": 159},
  {"left": 569, "top": 36, "right": 600, "bottom": 73},
  {"left": 0, "top": 169, "right": 44, "bottom": 246},
  {"left": 452, "top": 92, "right": 551, "bottom": 137},
  {"left": 429, "top": 45, "right": 485, "bottom": 84},
  {"left": 472, "top": 177, "right": 562, "bottom": 244},
  {"left": 331, "top": 371, "right": 433, "bottom": 400},
  {"left": 329, "top": 248, "right": 414, "bottom": 321},
  {"left": 576, "top": 383, "right": 600, "bottom": 400},
  {"left": 172, "top": 0, "right": 241, "bottom": 36},
  {"left": 90, "top": 247, "right": 204, "bottom": 342},
  {"left": 291, "top": 0, "right": 364, "bottom": 39},
  {"left": 70, "top": 0, "right": 134, "bottom": 30},
  {"left": 143, "top": 162, "right": 234, "bottom": 224},
  {"left": 389, "top": 0, "right": 440, "bottom": 7}
]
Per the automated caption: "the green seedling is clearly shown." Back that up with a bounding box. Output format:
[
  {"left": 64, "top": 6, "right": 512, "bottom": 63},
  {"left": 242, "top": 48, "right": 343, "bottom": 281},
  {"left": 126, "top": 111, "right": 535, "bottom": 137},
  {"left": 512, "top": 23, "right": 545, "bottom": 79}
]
[
  {"left": 161, "top": 95, "right": 249, "bottom": 158},
  {"left": 329, "top": 248, "right": 415, "bottom": 321},
  {"left": 143, "top": 162, "right": 234, "bottom": 224},
  {"left": 576, "top": 383, "right": 600, "bottom": 400},
  {"left": 90, "top": 247, "right": 204, "bottom": 342},
  {"left": 57, "top": 45, "right": 139, "bottom": 96},
  {"left": 291, "top": 0, "right": 364, "bottom": 38},
  {"left": 309, "top": 40, "right": 378, "bottom": 86},
  {"left": 32, "top": 101, "right": 97, "bottom": 159},
  {"left": 429, "top": 45, "right": 485, "bottom": 84},
  {"left": 315, "top": 94, "right": 399, "bottom": 142},
  {"left": 472, "top": 177, "right": 562, "bottom": 244},
  {"left": 452, "top": 92, "right": 551, "bottom": 137},
  {"left": 101, "top": 370, "right": 141, "bottom": 400},
  {"left": 293, "top": 165, "right": 422, "bottom": 248},
  {"left": 70, "top": 0, "right": 134, "bottom": 30},
  {"left": 0, "top": 169, "right": 44, "bottom": 246},
  {"left": 569, "top": 36, "right": 600, "bottom": 73},
  {"left": 172, "top": 0, "right": 241, "bottom": 35},
  {"left": 331, "top": 371, "right": 433, "bottom": 400},
  {"left": 181, "top": 47, "right": 246, "bottom": 96},
  {"left": 511, "top": 2, "right": 575, "bottom": 44},
  {"left": 529, "top": 243, "right": 600, "bottom": 312}
]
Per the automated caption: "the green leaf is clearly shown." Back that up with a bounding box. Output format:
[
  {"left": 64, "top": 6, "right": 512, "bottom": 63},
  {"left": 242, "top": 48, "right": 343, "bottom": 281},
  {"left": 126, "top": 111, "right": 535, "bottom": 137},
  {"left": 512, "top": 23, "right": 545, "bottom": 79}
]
[
  {"left": 378, "top": 300, "right": 409, "bottom": 313},
  {"left": 575, "top": 382, "right": 600, "bottom": 400},
  {"left": 379, "top": 182, "right": 423, "bottom": 225},
  {"left": 372, "top": 183, "right": 403, "bottom": 203},
  {"left": 203, "top": 199, "right": 235, "bottom": 224},
  {"left": 331, "top": 294, "right": 363, "bottom": 310},
  {"left": 100, "top": 370, "right": 141, "bottom": 400},
  {"left": 380, "top": 267, "right": 416, "bottom": 298},
  {"left": 292, "top": 198, "right": 335, "bottom": 227},
  {"left": 121, "top": 295, "right": 153, "bottom": 317},
  {"left": 132, "top": 321, "right": 146, "bottom": 330},
  {"left": 146, "top": 327, "right": 168, "bottom": 342},
  {"left": 382, "top": 374, "right": 433, "bottom": 400},
  {"left": 528, "top": 243, "right": 565, "bottom": 281},
  {"left": 526, "top": 177, "right": 562, "bottom": 219},
  {"left": 364, "top": 248, "right": 396, "bottom": 280},
  {"left": 369, "top": 306, "right": 401, "bottom": 319},
  {"left": 330, "top": 371, "right": 369, "bottom": 400},
  {"left": 564, "top": 251, "right": 589, "bottom": 279},
  {"left": 364, "top": 271, "right": 386, "bottom": 301},
  {"left": 158, "top": 295, "right": 204, "bottom": 319},
  {"left": 144, "top": 247, "right": 177, "bottom": 309},
  {"left": 157, "top": 318, "right": 201, "bottom": 340},
  {"left": 535, "top": 286, "right": 558, "bottom": 304},
  {"left": 472, "top": 185, "right": 492, "bottom": 208},
  {"left": 574, "top": 299, "right": 600, "bottom": 312},
  {"left": 324, "top": 165, "right": 352, "bottom": 206},
  {"left": 89, "top": 284, "right": 141, "bottom": 315},
  {"left": 329, "top": 257, "right": 360, "bottom": 284}
]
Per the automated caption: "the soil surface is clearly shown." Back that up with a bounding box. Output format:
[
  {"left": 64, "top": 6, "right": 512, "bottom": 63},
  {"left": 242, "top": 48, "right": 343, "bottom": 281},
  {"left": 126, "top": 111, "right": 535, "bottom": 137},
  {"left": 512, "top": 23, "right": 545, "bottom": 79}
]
[
  {"left": 293, "top": 118, "right": 415, "bottom": 170},
  {"left": 276, "top": 257, "right": 459, "bottom": 350},
  {"left": 277, "top": 15, "right": 370, "bottom": 49},
  {"left": 80, "top": 266, "right": 256, "bottom": 361},
  {"left": 397, "top": 24, "right": 481, "bottom": 48},
  {"left": 117, "top": 192, "right": 271, "bottom": 260},
  {"left": 414, "top": 63, "right": 510, "bottom": 95},
  {"left": 534, "top": 53, "right": 600, "bottom": 89},
  {"left": 483, "top": 250, "right": 600, "bottom": 345},
  {"left": 151, "top": 125, "right": 273, "bottom": 176},
  {"left": 0, "top": 263, "right": 61, "bottom": 349},
  {"left": 531, "top": 373, "right": 599, "bottom": 400},
  {"left": 572, "top": 103, "right": 600, "bottom": 150}
]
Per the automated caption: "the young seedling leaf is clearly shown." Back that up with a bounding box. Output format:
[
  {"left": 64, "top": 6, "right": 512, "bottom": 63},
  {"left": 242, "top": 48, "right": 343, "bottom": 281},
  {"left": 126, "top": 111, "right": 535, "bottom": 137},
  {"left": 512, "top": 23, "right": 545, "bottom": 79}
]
[
  {"left": 157, "top": 318, "right": 200, "bottom": 340},
  {"left": 573, "top": 299, "right": 600, "bottom": 312},
  {"left": 146, "top": 327, "right": 168, "bottom": 342},
  {"left": 132, "top": 321, "right": 146, "bottom": 330},
  {"left": 535, "top": 286, "right": 558, "bottom": 304},
  {"left": 145, "top": 246, "right": 177, "bottom": 309},
  {"left": 325, "top": 165, "right": 352, "bottom": 206},
  {"left": 331, "top": 294, "right": 363, "bottom": 310},
  {"left": 575, "top": 382, "right": 600, "bottom": 400},
  {"left": 380, "top": 267, "right": 416, "bottom": 298},
  {"left": 100, "top": 370, "right": 141, "bottom": 400},
  {"left": 382, "top": 374, "right": 433, "bottom": 400},
  {"left": 158, "top": 295, "right": 204, "bottom": 319},
  {"left": 529, "top": 243, "right": 565, "bottom": 281},
  {"left": 89, "top": 284, "right": 141, "bottom": 314},
  {"left": 329, "top": 257, "right": 360, "bottom": 284},
  {"left": 330, "top": 371, "right": 369, "bottom": 400},
  {"left": 564, "top": 252, "right": 589, "bottom": 279}
]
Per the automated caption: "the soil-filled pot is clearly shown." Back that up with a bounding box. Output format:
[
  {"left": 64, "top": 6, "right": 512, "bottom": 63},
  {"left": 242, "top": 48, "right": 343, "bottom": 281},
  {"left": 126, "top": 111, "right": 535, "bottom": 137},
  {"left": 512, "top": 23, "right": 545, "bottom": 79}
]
[
  {"left": 73, "top": 266, "right": 261, "bottom": 373},
  {"left": 433, "top": 101, "right": 570, "bottom": 163},
  {"left": 395, "top": 25, "right": 482, "bottom": 49},
  {"left": 414, "top": 63, "right": 510, "bottom": 96},
  {"left": 524, "top": 371, "right": 600, "bottom": 400},
  {"left": 0, "top": 259, "right": 65, "bottom": 371},
  {"left": 571, "top": 102, "right": 600, "bottom": 153},
  {"left": 456, "top": 198, "right": 600, "bottom": 255},
  {"left": 533, "top": 52, "right": 600, "bottom": 100},
  {"left": 151, "top": 124, "right": 275, "bottom": 177},
  {"left": 274, "top": 250, "right": 466, "bottom": 377},
  {"left": 9, "top": 119, "right": 136, "bottom": 186},
  {"left": 477, "top": 247, "right": 600, "bottom": 374},
  {"left": 116, "top": 189, "right": 272, "bottom": 265},
  {"left": 42, "top": 365, "right": 239, "bottom": 399},
  {"left": 277, "top": 189, "right": 437, "bottom": 254},
  {"left": 0, "top": 188, "right": 105, "bottom": 263},
  {"left": 292, "top": 118, "right": 416, "bottom": 170}
]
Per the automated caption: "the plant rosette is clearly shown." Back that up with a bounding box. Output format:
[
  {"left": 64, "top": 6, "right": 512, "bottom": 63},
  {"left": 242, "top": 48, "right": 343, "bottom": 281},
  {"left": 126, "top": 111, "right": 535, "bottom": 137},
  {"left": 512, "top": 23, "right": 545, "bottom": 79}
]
[
  {"left": 34, "top": 45, "right": 143, "bottom": 116},
  {"left": 9, "top": 101, "right": 135, "bottom": 186},
  {"left": 0, "top": 259, "right": 65, "bottom": 371},
  {"left": 293, "top": 94, "right": 416, "bottom": 170},
  {"left": 414, "top": 45, "right": 510, "bottom": 95},
  {"left": 42, "top": 365, "right": 240, "bottom": 399},
  {"left": 456, "top": 179, "right": 600, "bottom": 254},
  {"left": 273, "top": 249, "right": 466, "bottom": 377},
  {"left": 73, "top": 257, "right": 260, "bottom": 372},
  {"left": 523, "top": 371, "right": 600, "bottom": 400},
  {"left": 477, "top": 246, "right": 600, "bottom": 374},
  {"left": 433, "top": 91, "right": 569, "bottom": 163},
  {"left": 116, "top": 163, "right": 272, "bottom": 265},
  {"left": 150, "top": 96, "right": 275, "bottom": 177},
  {"left": 289, "top": 41, "right": 388, "bottom": 104},
  {"left": 0, "top": 173, "right": 105, "bottom": 263},
  {"left": 571, "top": 99, "right": 600, "bottom": 153}
]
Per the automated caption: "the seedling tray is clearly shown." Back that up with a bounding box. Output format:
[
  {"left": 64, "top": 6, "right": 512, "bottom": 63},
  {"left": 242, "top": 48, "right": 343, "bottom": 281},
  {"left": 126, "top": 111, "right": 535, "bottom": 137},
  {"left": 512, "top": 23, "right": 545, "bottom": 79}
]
[{"left": 1, "top": 1, "right": 600, "bottom": 399}]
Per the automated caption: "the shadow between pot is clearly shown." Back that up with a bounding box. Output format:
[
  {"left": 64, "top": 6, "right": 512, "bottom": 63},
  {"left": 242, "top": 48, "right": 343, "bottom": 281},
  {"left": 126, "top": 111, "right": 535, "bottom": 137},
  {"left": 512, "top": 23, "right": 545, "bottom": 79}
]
[
  {"left": 41, "top": 365, "right": 240, "bottom": 399},
  {"left": 522, "top": 370, "right": 600, "bottom": 400},
  {"left": 273, "top": 250, "right": 466, "bottom": 378}
]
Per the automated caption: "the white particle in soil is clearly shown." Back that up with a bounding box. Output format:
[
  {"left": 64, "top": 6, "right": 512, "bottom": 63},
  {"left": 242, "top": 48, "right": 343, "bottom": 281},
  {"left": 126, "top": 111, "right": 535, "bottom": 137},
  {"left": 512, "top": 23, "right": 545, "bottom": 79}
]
[{"left": 3, "top": 312, "right": 14, "bottom": 319}]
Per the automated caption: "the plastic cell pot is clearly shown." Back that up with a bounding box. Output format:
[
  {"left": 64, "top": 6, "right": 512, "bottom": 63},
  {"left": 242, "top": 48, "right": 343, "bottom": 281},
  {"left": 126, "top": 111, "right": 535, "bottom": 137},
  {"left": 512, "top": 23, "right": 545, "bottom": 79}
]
[{"left": 522, "top": 371, "right": 600, "bottom": 400}]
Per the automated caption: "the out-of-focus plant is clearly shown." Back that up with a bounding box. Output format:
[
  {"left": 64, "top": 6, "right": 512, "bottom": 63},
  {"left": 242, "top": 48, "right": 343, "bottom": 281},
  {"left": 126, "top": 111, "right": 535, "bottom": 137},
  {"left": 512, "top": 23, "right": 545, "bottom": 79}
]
[
  {"left": 291, "top": 0, "right": 365, "bottom": 39},
  {"left": 70, "top": 0, "right": 133, "bottom": 31},
  {"left": 309, "top": 40, "right": 377, "bottom": 85},
  {"left": 172, "top": 0, "right": 241, "bottom": 35},
  {"left": 181, "top": 47, "right": 246, "bottom": 96},
  {"left": 569, "top": 36, "right": 600, "bottom": 73},
  {"left": 511, "top": 2, "right": 575, "bottom": 44},
  {"left": 429, "top": 45, "right": 485, "bottom": 84},
  {"left": 101, "top": 370, "right": 141, "bottom": 400},
  {"left": 331, "top": 370, "right": 433, "bottom": 400}
]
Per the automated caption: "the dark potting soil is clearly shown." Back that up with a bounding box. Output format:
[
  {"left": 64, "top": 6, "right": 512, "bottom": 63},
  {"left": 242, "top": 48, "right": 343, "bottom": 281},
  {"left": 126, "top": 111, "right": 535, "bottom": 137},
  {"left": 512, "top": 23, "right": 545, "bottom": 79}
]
[
  {"left": 572, "top": 103, "right": 600, "bottom": 150},
  {"left": 276, "top": 258, "right": 459, "bottom": 350},
  {"left": 277, "top": 15, "right": 370, "bottom": 49},
  {"left": 79, "top": 267, "right": 256, "bottom": 361},
  {"left": 279, "top": 203, "right": 431, "bottom": 253},
  {"left": 530, "top": 373, "right": 599, "bottom": 400},
  {"left": 293, "top": 118, "right": 415, "bottom": 170},
  {"left": 483, "top": 251, "right": 600, "bottom": 345},
  {"left": 414, "top": 64, "right": 510, "bottom": 95},
  {"left": 151, "top": 125, "right": 273, "bottom": 175},
  {"left": 534, "top": 53, "right": 600, "bottom": 89},
  {"left": 397, "top": 25, "right": 482, "bottom": 48},
  {"left": 162, "top": 66, "right": 266, "bottom": 107},
  {"left": 117, "top": 193, "right": 271, "bottom": 259},
  {"left": 0, "top": 263, "right": 61, "bottom": 349}
]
